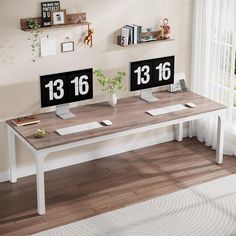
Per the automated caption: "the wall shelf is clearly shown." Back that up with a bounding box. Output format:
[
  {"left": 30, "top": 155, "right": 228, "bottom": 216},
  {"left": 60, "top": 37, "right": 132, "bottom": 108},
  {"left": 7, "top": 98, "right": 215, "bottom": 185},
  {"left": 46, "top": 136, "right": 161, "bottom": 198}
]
[
  {"left": 20, "top": 13, "right": 90, "bottom": 31},
  {"left": 118, "top": 38, "right": 174, "bottom": 47},
  {"left": 21, "top": 22, "right": 91, "bottom": 32},
  {"left": 117, "top": 29, "right": 174, "bottom": 47}
]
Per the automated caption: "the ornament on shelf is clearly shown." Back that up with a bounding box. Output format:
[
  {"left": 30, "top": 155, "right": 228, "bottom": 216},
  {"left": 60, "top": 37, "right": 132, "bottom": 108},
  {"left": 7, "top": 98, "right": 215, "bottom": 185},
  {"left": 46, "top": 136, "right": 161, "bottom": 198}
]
[
  {"left": 160, "top": 18, "right": 170, "bottom": 39},
  {"left": 145, "top": 28, "right": 153, "bottom": 40},
  {"left": 84, "top": 27, "right": 94, "bottom": 47}
]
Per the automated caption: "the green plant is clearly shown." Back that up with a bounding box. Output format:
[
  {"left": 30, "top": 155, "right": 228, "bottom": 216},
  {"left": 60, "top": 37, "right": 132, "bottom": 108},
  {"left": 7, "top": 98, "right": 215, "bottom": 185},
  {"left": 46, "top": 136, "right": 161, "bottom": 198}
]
[
  {"left": 26, "top": 18, "right": 41, "bottom": 62},
  {"left": 94, "top": 69, "right": 126, "bottom": 94},
  {"left": 27, "top": 17, "right": 40, "bottom": 29}
]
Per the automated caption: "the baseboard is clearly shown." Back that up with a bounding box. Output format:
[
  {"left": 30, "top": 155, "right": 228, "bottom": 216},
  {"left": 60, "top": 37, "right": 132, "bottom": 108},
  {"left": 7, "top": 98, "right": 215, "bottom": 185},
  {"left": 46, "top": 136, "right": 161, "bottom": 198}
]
[
  {"left": 0, "top": 128, "right": 188, "bottom": 183},
  {"left": 0, "top": 170, "right": 10, "bottom": 183}
]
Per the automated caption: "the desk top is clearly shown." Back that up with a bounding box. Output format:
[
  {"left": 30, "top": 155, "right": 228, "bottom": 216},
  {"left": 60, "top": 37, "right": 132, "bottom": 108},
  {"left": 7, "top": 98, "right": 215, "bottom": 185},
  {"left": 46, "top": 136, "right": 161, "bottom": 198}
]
[{"left": 7, "top": 91, "right": 225, "bottom": 150}]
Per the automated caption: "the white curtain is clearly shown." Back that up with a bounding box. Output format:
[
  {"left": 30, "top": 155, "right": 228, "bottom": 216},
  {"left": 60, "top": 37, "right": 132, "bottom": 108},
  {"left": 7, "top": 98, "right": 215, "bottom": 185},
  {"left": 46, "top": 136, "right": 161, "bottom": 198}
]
[{"left": 191, "top": 0, "right": 236, "bottom": 154}]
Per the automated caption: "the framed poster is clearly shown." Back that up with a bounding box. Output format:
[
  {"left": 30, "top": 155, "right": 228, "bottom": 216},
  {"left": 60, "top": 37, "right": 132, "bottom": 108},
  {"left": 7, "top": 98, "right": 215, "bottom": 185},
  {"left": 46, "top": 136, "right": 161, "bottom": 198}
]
[
  {"left": 41, "top": 1, "right": 60, "bottom": 27},
  {"left": 51, "top": 10, "right": 66, "bottom": 25},
  {"left": 61, "top": 41, "right": 74, "bottom": 53}
]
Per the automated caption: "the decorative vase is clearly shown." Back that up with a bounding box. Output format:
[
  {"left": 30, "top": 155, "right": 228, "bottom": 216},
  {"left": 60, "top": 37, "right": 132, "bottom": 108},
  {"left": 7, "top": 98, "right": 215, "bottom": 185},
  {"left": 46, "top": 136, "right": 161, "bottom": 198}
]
[{"left": 108, "top": 93, "right": 117, "bottom": 107}]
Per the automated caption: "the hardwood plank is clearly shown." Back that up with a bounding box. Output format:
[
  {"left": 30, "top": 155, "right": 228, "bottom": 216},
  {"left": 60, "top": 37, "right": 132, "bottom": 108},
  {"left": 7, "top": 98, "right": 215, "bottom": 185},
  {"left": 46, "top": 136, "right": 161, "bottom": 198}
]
[
  {"left": 175, "top": 169, "right": 230, "bottom": 188},
  {"left": 91, "top": 174, "right": 170, "bottom": 198},
  {"left": 92, "top": 191, "right": 137, "bottom": 213},
  {"left": 0, "top": 214, "right": 44, "bottom": 235},
  {"left": 2, "top": 209, "right": 94, "bottom": 236},
  {"left": 133, "top": 183, "right": 182, "bottom": 199}
]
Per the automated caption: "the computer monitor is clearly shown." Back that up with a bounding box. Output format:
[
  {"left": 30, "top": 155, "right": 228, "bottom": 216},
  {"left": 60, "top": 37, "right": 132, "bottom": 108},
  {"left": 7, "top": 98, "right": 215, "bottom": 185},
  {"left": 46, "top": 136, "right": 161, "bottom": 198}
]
[
  {"left": 130, "top": 56, "right": 175, "bottom": 102},
  {"left": 40, "top": 68, "right": 93, "bottom": 119}
]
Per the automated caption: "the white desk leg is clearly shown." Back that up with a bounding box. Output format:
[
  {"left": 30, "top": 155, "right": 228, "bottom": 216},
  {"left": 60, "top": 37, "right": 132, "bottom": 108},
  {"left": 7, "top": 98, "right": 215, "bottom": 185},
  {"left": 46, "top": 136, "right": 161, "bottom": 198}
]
[
  {"left": 188, "top": 121, "right": 194, "bottom": 138},
  {"left": 7, "top": 126, "right": 17, "bottom": 183},
  {"left": 216, "top": 114, "right": 224, "bottom": 164},
  {"left": 175, "top": 123, "right": 183, "bottom": 142},
  {"left": 35, "top": 152, "right": 46, "bottom": 215}
]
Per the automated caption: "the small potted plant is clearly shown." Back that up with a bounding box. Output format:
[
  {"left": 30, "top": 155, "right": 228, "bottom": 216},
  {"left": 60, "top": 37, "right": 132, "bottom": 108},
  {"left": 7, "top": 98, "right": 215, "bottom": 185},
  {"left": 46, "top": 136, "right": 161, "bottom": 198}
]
[
  {"left": 94, "top": 69, "right": 126, "bottom": 107},
  {"left": 26, "top": 18, "right": 41, "bottom": 62}
]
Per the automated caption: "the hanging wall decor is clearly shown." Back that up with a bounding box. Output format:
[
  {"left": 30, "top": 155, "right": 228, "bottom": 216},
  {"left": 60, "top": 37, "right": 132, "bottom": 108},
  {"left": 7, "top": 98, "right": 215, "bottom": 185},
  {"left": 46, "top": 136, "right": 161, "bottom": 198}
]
[
  {"left": 51, "top": 9, "right": 66, "bottom": 25},
  {"left": 84, "top": 27, "right": 94, "bottom": 47},
  {"left": 61, "top": 37, "right": 74, "bottom": 53},
  {"left": 41, "top": 1, "right": 60, "bottom": 27}
]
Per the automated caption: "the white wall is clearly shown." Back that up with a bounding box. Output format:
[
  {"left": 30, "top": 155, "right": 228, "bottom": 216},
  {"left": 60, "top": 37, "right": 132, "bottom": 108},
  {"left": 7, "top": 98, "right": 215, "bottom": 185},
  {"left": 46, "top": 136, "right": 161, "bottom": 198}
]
[{"left": 0, "top": 0, "right": 193, "bottom": 180}]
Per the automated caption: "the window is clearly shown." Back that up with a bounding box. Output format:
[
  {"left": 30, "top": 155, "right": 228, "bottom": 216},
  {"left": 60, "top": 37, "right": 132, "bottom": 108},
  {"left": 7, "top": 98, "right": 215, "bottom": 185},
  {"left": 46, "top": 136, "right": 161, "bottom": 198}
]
[{"left": 213, "top": 30, "right": 236, "bottom": 117}]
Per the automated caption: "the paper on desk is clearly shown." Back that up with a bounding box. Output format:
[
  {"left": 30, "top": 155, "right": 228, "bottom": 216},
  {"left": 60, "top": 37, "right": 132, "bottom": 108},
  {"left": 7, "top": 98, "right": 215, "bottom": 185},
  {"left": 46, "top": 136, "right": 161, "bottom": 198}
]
[{"left": 40, "top": 36, "right": 57, "bottom": 57}]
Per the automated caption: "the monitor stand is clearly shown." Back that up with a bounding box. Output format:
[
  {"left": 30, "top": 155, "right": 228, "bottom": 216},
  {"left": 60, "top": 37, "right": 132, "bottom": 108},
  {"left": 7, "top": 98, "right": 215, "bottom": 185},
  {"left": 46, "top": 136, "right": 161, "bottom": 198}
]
[
  {"left": 56, "top": 104, "right": 75, "bottom": 119},
  {"left": 140, "top": 89, "right": 159, "bottom": 103}
]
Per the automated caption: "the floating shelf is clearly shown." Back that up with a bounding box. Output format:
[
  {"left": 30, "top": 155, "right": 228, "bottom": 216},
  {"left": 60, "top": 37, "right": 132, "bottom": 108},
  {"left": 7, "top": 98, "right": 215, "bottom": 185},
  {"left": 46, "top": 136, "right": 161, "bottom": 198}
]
[
  {"left": 20, "top": 12, "right": 90, "bottom": 31},
  {"left": 117, "top": 29, "right": 174, "bottom": 47},
  {"left": 21, "top": 22, "right": 91, "bottom": 32},
  {"left": 118, "top": 38, "right": 174, "bottom": 47}
]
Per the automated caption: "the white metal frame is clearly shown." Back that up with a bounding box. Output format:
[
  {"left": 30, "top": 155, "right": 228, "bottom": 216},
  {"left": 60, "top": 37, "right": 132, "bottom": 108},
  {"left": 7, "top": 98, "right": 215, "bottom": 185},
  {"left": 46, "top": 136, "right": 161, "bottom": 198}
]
[{"left": 7, "top": 108, "right": 225, "bottom": 215}]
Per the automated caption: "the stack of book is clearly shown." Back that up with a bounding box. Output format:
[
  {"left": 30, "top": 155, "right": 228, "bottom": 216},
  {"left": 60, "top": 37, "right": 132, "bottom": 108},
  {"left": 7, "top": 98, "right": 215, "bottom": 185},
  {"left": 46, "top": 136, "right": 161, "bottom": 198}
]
[
  {"left": 120, "top": 25, "right": 142, "bottom": 46},
  {"left": 12, "top": 115, "right": 40, "bottom": 126}
]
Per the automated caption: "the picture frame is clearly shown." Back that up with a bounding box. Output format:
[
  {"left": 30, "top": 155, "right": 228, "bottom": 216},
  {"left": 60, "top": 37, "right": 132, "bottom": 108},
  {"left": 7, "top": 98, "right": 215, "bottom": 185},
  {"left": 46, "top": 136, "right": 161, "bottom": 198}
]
[
  {"left": 61, "top": 41, "right": 74, "bottom": 53},
  {"left": 179, "top": 79, "right": 187, "bottom": 92},
  {"left": 41, "top": 1, "right": 60, "bottom": 27},
  {"left": 51, "top": 9, "right": 66, "bottom": 25}
]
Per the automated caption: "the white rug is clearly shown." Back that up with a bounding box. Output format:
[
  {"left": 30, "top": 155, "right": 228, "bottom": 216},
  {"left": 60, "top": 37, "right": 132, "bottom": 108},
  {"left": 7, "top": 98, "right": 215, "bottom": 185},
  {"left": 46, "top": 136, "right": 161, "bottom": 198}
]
[{"left": 34, "top": 175, "right": 236, "bottom": 236}]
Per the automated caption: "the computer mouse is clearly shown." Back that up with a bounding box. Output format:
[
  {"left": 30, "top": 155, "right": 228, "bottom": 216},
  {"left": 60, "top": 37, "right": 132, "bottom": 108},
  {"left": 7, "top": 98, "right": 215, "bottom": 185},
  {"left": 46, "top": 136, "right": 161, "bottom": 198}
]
[
  {"left": 101, "top": 120, "right": 112, "bottom": 126},
  {"left": 185, "top": 102, "right": 196, "bottom": 108}
]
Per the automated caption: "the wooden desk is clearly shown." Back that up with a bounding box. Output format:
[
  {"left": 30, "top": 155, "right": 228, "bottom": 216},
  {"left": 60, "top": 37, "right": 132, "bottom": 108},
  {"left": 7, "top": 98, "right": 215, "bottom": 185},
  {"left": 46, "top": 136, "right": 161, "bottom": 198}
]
[{"left": 6, "top": 91, "right": 225, "bottom": 215}]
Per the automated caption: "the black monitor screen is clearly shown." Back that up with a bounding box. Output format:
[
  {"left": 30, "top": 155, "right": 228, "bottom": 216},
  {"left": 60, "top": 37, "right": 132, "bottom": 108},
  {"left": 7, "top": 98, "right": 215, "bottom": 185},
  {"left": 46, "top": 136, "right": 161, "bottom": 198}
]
[
  {"left": 40, "top": 68, "right": 93, "bottom": 108},
  {"left": 130, "top": 56, "right": 175, "bottom": 91}
]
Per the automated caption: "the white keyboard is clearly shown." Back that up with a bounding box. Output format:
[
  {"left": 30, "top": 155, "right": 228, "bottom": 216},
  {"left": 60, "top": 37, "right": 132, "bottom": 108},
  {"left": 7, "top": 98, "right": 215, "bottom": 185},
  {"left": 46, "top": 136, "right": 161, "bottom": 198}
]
[
  {"left": 56, "top": 121, "right": 103, "bottom": 136},
  {"left": 147, "top": 104, "right": 187, "bottom": 116}
]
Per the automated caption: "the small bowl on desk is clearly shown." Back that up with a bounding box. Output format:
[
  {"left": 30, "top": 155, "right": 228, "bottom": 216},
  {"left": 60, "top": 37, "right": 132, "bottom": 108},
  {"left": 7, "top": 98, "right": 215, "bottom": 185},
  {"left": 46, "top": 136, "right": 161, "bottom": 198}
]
[{"left": 33, "top": 128, "right": 47, "bottom": 138}]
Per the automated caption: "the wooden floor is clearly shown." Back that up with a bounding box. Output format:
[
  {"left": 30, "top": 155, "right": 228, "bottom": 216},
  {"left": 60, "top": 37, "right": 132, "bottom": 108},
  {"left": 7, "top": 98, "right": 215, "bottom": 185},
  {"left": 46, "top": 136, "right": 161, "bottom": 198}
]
[{"left": 1, "top": 138, "right": 236, "bottom": 236}]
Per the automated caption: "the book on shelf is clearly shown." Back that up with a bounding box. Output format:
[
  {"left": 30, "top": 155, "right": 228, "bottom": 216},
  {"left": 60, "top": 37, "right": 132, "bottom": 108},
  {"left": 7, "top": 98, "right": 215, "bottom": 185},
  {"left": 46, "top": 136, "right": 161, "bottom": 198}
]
[
  {"left": 133, "top": 25, "right": 142, "bottom": 43},
  {"left": 126, "top": 25, "right": 134, "bottom": 44},
  {"left": 121, "top": 27, "right": 130, "bottom": 46},
  {"left": 12, "top": 115, "right": 40, "bottom": 126},
  {"left": 120, "top": 24, "right": 142, "bottom": 46},
  {"left": 132, "top": 25, "right": 138, "bottom": 44}
]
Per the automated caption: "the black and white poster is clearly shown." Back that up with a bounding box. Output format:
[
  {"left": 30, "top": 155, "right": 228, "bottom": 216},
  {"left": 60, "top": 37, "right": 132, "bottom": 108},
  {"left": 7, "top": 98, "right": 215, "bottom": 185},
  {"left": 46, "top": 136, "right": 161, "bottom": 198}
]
[{"left": 41, "top": 1, "right": 60, "bottom": 27}]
